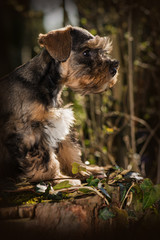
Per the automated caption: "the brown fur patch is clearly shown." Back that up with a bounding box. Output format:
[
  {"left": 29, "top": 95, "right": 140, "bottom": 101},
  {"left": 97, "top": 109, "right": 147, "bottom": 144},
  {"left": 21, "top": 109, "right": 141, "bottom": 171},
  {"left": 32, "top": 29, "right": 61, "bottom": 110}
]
[
  {"left": 25, "top": 150, "right": 60, "bottom": 182},
  {"left": 57, "top": 136, "right": 82, "bottom": 176},
  {"left": 38, "top": 26, "right": 72, "bottom": 61},
  {"left": 29, "top": 102, "right": 47, "bottom": 121},
  {"left": 82, "top": 35, "right": 112, "bottom": 53}
]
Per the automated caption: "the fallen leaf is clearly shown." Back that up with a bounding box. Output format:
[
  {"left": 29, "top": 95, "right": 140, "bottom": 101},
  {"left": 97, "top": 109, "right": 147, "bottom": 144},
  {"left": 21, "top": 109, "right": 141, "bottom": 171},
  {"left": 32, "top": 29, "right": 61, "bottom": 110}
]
[
  {"left": 99, "top": 207, "right": 115, "bottom": 220},
  {"left": 53, "top": 181, "right": 72, "bottom": 190}
]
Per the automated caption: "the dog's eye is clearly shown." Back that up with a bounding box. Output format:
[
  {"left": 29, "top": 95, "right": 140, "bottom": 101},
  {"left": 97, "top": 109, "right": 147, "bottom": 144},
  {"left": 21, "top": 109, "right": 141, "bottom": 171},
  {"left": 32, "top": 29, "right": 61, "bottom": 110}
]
[{"left": 83, "top": 50, "right": 91, "bottom": 57}]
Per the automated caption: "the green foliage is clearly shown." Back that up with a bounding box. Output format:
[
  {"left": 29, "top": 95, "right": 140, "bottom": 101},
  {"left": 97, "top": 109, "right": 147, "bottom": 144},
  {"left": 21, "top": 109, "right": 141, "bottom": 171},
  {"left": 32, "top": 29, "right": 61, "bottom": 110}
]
[
  {"left": 86, "top": 175, "right": 99, "bottom": 187},
  {"left": 140, "top": 179, "right": 160, "bottom": 209},
  {"left": 99, "top": 207, "right": 115, "bottom": 220},
  {"left": 90, "top": 28, "right": 97, "bottom": 35},
  {"left": 72, "top": 162, "right": 86, "bottom": 174},
  {"left": 73, "top": 0, "right": 160, "bottom": 182},
  {"left": 80, "top": 18, "right": 87, "bottom": 25},
  {"left": 1, "top": 167, "right": 160, "bottom": 226},
  {"left": 0, "top": 191, "right": 42, "bottom": 206},
  {"left": 104, "top": 24, "right": 117, "bottom": 35},
  {"left": 78, "top": 188, "right": 92, "bottom": 194},
  {"left": 53, "top": 181, "right": 72, "bottom": 190}
]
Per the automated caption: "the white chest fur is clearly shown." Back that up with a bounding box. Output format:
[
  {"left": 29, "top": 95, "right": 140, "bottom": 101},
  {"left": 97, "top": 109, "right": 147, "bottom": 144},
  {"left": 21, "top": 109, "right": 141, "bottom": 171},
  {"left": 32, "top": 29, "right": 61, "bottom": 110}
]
[{"left": 43, "top": 107, "right": 74, "bottom": 148}]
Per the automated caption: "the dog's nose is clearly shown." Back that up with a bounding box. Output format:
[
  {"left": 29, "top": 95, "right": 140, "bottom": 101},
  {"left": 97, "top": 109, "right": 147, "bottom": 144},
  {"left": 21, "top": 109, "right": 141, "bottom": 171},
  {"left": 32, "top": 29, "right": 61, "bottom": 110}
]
[{"left": 109, "top": 60, "right": 119, "bottom": 77}]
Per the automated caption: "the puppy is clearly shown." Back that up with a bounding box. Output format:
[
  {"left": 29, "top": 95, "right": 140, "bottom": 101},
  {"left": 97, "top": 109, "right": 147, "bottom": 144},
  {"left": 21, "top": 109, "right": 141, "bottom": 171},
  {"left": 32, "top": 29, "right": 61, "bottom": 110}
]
[{"left": 0, "top": 25, "right": 119, "bottom": 185}]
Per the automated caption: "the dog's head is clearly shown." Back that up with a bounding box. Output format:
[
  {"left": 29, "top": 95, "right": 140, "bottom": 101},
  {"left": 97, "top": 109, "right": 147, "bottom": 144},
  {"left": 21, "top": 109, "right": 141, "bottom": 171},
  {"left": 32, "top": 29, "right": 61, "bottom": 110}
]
[{"left": 38, "top": 25, "right": 119, "bottom": 94}]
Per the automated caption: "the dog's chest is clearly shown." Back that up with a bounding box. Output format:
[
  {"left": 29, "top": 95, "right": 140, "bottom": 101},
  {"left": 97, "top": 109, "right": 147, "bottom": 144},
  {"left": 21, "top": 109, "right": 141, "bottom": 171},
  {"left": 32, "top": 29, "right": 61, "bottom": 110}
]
[{"left": 43, "top": 107, "right": 74, "bottom": 148}]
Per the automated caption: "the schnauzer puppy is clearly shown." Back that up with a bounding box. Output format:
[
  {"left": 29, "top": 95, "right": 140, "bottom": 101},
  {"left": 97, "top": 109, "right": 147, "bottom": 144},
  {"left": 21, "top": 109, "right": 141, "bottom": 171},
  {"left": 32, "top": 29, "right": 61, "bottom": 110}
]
[{"left": 0, "top": 25, "right": 119, "bottom": 185}]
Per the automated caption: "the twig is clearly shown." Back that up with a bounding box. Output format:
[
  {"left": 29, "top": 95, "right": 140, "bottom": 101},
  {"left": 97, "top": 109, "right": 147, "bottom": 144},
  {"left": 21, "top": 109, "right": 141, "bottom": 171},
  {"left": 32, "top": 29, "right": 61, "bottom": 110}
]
[
  {"left": 156, "top": 142, "right": 160, "bottom": 184},
  {"left": 105, "top": 111, "right": 159, "bottom": 143},
  {"left": 128, "top": 8, "right": 136, "bottom": 155},
  {"left": 139, "top": 124, "right": 160, "bottom": 156},
  {"left": 120, "top": 182, "right": 135, "bottom": 209},
  {"left": 50, "top": 186, "right": 110, "bottom": 205},
  {"left": 106, "top": 112, "right": 150, "bottom": 132}
]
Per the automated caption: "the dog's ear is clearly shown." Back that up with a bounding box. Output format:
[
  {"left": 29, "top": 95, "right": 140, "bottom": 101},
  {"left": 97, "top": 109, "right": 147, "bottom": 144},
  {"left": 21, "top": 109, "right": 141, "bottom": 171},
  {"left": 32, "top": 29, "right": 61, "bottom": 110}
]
[{"left": 38, "top": 26, "right": 72, "bottom": 61}]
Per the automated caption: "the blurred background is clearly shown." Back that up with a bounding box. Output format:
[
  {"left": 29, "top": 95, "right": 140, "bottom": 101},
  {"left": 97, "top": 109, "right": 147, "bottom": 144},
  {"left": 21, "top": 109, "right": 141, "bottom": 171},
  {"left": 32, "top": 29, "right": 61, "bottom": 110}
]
[{"left": 0, "top": 0, "right": 160, "bottom": 183}]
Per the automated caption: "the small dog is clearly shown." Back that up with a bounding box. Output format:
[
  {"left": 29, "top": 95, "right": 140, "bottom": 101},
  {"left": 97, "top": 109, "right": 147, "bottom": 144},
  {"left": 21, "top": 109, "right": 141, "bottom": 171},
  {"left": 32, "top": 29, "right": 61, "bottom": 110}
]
[{"left": 0, "top": 26, "right": 119, "bottom": 185}]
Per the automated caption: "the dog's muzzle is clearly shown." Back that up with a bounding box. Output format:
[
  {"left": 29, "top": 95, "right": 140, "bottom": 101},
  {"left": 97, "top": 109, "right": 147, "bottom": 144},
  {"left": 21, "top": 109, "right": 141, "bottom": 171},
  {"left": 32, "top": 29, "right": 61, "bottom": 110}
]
[{"left": 109, "top": 60, "right": 119, "bottom": 77}]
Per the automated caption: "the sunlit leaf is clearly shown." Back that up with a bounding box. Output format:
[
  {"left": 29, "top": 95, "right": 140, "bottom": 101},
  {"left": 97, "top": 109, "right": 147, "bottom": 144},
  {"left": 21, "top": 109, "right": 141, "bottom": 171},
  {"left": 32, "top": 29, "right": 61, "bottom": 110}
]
[
  {"left": 80, "top": 17, "right": 87, "bottom": 25},
  {"left": 72, "top": 162, "right": 86, "bottom": 175},
  {"left": 102, "top": 146, "right": 107, "bottom": 153},
  {"left": 53, "top": 181, "right": 72, "bottom": 190},
  {"left": 106, "top": 127, "right": 114, "bottom": 133},
  {"left": 72, "top": 162, "right": 79, "bottom": 174},
  {"left": 84, "top": 139, "right": 90, "bottom": 146},
  {"left": 90, "top": 28, "right": 97, "bottom": 35}
]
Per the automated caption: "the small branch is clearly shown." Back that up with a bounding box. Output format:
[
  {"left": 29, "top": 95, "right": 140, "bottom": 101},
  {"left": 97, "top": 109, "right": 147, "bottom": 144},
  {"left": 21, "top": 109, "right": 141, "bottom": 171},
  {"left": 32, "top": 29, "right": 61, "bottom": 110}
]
[
  {"left": 105, "top": 111, "right": 159, "bottom": 143},
  {"left": 50, "top": 186, "right": 110, "bottom": 205},
  {"left": 120, "top": 182, "right": 135, "bottom": 209},
  {"left": 156, "top": 143, "right": 160, "bottom": 184},
  {"left": 128, "top": 8, "right": 136, "bottom": 155},
  {"left": 139, "top": 124, "right": 160, "bottom": 157}
]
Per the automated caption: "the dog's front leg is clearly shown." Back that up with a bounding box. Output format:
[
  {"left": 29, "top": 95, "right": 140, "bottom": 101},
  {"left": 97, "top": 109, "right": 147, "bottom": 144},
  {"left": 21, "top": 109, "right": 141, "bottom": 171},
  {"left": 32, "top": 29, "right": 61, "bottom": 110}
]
[
  {"left": 57, "top": 137, "right": 83, "bottom": 177},
  {"left": 57, "top": 137, "right": 106, "bottom": 180}
]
